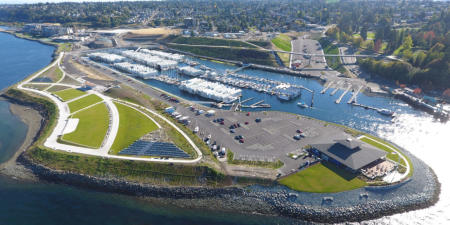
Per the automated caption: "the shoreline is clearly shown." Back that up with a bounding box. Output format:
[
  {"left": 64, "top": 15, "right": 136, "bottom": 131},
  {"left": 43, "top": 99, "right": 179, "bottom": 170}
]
[
  {"left": 0, "top": 97, "right": 41, "bottom": 181},
  {"left": 0, "top": 32, "right": 441, "bottom": 223},
  {"left": 14, "top": 145, "right": 440, "bottom": 223},
  {"left": 0, "top": 85, "right": 441, "bottom": 223}
]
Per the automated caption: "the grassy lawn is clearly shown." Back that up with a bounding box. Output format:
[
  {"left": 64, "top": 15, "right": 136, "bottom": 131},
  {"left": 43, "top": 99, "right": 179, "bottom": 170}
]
[
  {"left": 271, "top": 34, "right": 292, "bottom": 51},
  {"left": 46, "top": 85, "right": 71, "bottom": 93},
  {"left": 279, "top": 162, "right": 367, "bottom": 193},
  {"left": 27, "top": 146, "right": 225, "bottom": 186},
  {"left": 53, "top": 88, "right": 86, "bottom": 101},
  {"left": 67, "top": 94, "right": 103, "bottom": 113},
  {"left": 62, "top": 103, "right": 109, "bottom": 148},
  {"left": 37, "top": 65, "right": 63, "bottom": 82},
  {"left": 319, "top": 38, "right": 346, "bottom": 73},
  {"left": 23, "top": 84, "right": 51, "bottom": 91},
  {"left": 168, "top": 44, "right": 278, "bottom": 66},
  {"left": 171, "top": 36, "right": 256, "bottom": 48},
  {"left": 248, "top": 40, "right": 271, "bottom": 48},
  {"left": 110, "top": 102, "right": 159, "bottom": 154},
  {"left": 352, "top": 32, "right": 375, "bottom": 40}
]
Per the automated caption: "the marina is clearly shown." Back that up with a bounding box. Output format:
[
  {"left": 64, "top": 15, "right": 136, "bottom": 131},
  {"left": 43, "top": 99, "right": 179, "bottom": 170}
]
[{"left": 84, "top": 48, "right": 447, "bottom": 125}]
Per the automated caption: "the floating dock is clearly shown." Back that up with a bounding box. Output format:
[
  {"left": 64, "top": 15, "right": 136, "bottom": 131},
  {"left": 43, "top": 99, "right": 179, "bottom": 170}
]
[
  {"left": 320, "top": 81, "right": 334, "bottom": 94},
  {"left": 347, "top": 85, "right": 364, "bottom": 104},
  {"left": 335, "top": 85, "right": 351, "bottom": 104}
]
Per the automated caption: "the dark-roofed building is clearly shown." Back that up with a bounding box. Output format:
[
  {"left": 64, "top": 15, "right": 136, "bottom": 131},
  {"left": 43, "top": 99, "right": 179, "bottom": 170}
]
[{"left": 309, "top": 138, "right": 387, "bottom": 173}]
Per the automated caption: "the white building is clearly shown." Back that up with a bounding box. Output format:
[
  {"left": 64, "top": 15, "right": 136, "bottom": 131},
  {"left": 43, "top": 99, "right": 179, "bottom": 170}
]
[
  {"left": 113, "top": 62, "right": 158, "bottom": 79},
  {"left": 179, "top": 78, "right": 241, "bottom": 103},
  {"left": 88, "top": 52, "right": 126, "bottom": 64},
  {"left": 178, "top": 66, "right": 204, "bottom": 77}
]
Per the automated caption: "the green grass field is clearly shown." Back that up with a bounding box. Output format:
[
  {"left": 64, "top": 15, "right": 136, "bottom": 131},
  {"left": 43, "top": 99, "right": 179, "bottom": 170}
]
[
  {"left": 54, "top": 88, "right": 86, "bottom": 101},
  {"left": 46, "top": 85, "right": 71, "bottom": 93},
  {"left": 110, "top": 102, "right": 159, "bottom": 154},
  {"left": 279, "top": 162, "right": 367, "bottom": 193},
  {"left": 171, "top": 36, "right": 256, "bottom": 48},
  {"left": 168, "top": 44, "right": 278, "bottom": 66},
  {"left": 360, "top": 137, "right": 406, "bottom": 166},
  {"left": 319, "top": 38, "right": 346, "bottom": 73},
  {"left": 67, "top": 94, "right": 103, "bottom": 113},
  {"left": 62, "top": 103, "right": 110, "bottom": 148},
  {"left": 271, "top": 34, "right": 292, "bottom": 51}
]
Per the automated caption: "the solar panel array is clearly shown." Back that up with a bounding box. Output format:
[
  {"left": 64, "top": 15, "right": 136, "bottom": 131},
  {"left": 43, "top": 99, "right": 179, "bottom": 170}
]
[{"left": 119, "top": 140, "right": 190, "bottom": 158}]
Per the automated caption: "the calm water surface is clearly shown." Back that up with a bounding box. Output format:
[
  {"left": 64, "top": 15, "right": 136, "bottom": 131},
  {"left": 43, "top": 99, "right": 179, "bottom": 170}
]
[{"left": 0, "top": 31, "right": 449, "bottom": 224}]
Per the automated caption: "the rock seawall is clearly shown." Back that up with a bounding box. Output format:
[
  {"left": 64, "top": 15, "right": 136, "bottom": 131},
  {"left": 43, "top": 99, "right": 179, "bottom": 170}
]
[{"left": 17, "top": 152, "right": 440, "bottom": 223}]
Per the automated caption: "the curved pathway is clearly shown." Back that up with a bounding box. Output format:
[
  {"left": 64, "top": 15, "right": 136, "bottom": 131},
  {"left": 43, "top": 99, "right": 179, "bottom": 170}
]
[
  {"left": 358, "top": 135, "right": 410, "bottom": 183},
  {"left": 17, "top": 52, "right": 203, "bottom": 164}
]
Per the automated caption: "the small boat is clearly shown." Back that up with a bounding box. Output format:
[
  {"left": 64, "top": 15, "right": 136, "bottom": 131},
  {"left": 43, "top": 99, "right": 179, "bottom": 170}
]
[
  {"left": 297, "top": 101, "right": 309, "bottom": 108},
  {"left": 378, "top": 109, "right": 395, "bottom": 117},
  {"left": 277, "top": 94, "right": 290, "bottom": 101}
]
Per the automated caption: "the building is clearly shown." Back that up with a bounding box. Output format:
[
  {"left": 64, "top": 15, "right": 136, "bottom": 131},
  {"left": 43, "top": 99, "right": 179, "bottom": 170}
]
[
  {"left": 22, "top": 23, "right": 73, "bottom": 37},
  {"left": 309, "top": 138, "right": 387, "bottom": 173},
  {"left": 183, "top": 17, "right": 195, "bottom": 28}
]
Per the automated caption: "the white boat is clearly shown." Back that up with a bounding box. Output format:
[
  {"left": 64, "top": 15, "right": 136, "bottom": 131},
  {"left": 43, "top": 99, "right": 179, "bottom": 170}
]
[
  {"left": 297, "top": 101, "right": 309, "bottom": 108},
  {"left": 277, "top": 94, "right": 290, "bottom": 101},
  {"left": 378, "top": 109, "right": 395, "bottom": 117}
]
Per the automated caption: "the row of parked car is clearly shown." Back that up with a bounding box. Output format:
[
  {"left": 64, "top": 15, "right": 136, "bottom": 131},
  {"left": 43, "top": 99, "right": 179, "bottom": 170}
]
[
  {"left": 293, "top": 129, "right": 305, "bottom": 140},
  {"left": 160, "top": 93, "right": 180, "bottom": 103}
]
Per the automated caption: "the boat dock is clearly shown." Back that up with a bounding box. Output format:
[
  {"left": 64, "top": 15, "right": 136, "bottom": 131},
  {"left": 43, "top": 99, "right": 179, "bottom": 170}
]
[
  {"left": 335, "top": 85, "right": 351, "bottom": 104},
  {"left": 228, "top": 64, "right": 252, "bottom": 74},
  {"left": 251, "top": 100, "right": 264, "bottom": 107},
  {"left": 351, "top": 103, "right": 380, "bottom": 111},
  {"left": 347, "top": 85, "right": 364, "bottom": 104},
  {"left": 240, "top": 97, "right": 254, "bottom": 104},
  {"left": 330, "top": 87, "right": 339, "bottom": 96},
  {"left": 320, "top": 81, "right": 334, "bottom": 94}
]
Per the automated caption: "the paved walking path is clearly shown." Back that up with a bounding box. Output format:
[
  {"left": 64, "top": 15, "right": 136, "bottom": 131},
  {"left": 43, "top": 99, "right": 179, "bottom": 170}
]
[
  {"left": 358, "top": 135, "right": 410, "bottom": 183},
  {"left": 17, "top": 52, "right": 202, "bottom": 163}
]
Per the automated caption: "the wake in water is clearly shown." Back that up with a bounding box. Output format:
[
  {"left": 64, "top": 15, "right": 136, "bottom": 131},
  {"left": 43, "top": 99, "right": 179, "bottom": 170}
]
[{"left": 366, "top": 112, "right": 450, "bottom": 224}]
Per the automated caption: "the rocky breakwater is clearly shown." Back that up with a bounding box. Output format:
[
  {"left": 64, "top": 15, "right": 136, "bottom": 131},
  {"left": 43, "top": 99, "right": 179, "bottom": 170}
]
[{"left": 17, "top": 147, "right": 440, "bottom": 224}]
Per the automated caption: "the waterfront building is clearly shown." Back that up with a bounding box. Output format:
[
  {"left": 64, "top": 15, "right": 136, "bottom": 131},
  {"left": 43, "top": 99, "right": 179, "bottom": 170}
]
[
  {"left": 88, "top": 52, "right": 126, "bottom": 64},
  {"left": 179, "top": 78, "right": 242, "bottom": 103},
  {"left": 309, "top": 138, "right": 387, "bottom": 173}
]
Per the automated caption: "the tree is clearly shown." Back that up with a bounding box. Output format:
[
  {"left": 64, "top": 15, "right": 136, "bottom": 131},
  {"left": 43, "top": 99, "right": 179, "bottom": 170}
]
[
  {"left": 401, "top": 35, "right": 413, "bottom": 51},
  {"left": 374, "top": 39, "right": 382, "bottom": 52},
  {"left": 360, "top": 26, "right": 368, "bottom": 40},
  {"left": 352, "top": 36, "right": 363, "bottom": 48},
  {"left": 366, "top": 40, "right": 374, "bottom": 50}
]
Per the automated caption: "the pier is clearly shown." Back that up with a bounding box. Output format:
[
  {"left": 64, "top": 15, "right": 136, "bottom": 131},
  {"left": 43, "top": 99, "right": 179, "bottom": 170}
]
[
  {"left": 240, "top": 97, "right": 254, "bottom": 104},
  {"left": 251, "top": 100, "right": 264, "bottom": 107},
  {"left": 347, "top": 85, "right": 364, "bottom": 104},
  {"left": 351, "top": 103, "right": 380, "bottom": 111},
  {"left": 228, "top": 64, "right": 252, "bottom": 74},
  {"left": 320, "top": 81, "right": 334, "bottom": 94},
  {"left": 335, "top": 85, "right": 351, "bottom": 104}
]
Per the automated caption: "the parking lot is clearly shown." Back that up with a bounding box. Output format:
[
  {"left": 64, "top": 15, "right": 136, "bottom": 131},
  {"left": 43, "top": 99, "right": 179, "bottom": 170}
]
[
  {"left": 174, "top": 105, "right": 350, "bottom": 175},
  {"left": 64, "top": 52, "right": 354, "bottom": 175}
]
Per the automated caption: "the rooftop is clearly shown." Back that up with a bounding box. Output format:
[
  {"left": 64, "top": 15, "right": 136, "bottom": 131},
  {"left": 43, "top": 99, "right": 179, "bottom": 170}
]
[{"left": 311, "top": 138, "right": 387, "bottom": 171}]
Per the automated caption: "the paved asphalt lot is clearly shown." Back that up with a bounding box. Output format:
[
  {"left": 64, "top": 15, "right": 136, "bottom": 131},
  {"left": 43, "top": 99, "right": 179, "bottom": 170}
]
[{"left": 64, "top": 52, "right": 353, "bottom": 175}]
